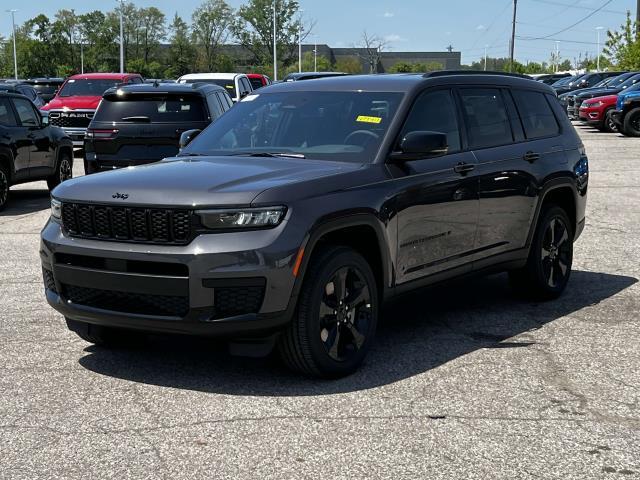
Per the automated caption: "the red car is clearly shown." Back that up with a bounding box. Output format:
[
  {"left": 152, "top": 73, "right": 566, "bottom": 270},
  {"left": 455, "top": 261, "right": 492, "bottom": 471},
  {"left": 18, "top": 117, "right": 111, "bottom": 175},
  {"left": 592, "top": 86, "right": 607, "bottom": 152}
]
[
  {"left": 578, "top": 94, "right": 619, "bottom": 132},
  {"left": 41, "top": 73, "right": 143, "bottom": 147},
  {"left": 246, "top": 73, "right": 271, "bottom": 91}
]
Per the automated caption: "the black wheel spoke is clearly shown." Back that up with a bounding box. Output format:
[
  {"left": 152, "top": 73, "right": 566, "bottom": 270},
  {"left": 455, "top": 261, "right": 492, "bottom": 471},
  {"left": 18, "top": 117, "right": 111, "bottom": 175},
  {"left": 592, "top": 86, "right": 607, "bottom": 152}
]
[
  {"left": 346, "top": 285, "right": 369, "bottom": 308},
  {"left": 345, "top": 322, "right": 365, "bottom": 350},
  {"left": 328, "top": 327, "right": 341, "bottom": 359}
]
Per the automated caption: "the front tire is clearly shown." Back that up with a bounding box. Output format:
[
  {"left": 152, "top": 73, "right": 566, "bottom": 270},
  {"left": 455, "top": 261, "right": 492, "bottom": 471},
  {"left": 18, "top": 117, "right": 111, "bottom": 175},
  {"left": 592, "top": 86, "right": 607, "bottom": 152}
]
[
  {"left": 601, "top": 108, "right": 618, "bottom": 133},
  {"left": 278, "top": 246, "right": 379, "bottom": 378},
  {"left": 622, "top": 107, "right": 640, "bottom": 137},
  {"left": 47, "top": 153, "right": 73, "bottom": 191},
  {"left": 0, "top": 163, "right": 9, "bottom": 212},
  {"left": 509, "top": 206, "right": 574, "bottom": 300}
]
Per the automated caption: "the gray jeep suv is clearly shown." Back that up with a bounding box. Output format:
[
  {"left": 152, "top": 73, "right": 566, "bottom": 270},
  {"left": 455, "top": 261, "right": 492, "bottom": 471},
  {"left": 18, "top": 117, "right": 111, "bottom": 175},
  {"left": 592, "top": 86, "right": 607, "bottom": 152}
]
[{"left": 41, "top": 73, "right": 589, "bottom": 377}]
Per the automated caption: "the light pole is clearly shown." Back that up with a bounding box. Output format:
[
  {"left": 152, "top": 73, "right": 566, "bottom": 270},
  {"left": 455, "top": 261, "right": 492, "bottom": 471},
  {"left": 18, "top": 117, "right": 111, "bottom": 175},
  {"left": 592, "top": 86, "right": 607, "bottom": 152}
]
[
  {"left": 298, "top": 9, "right": 303, "bottom": 73},
  {"left": 313, "top": 36, "right": 317, "bottom": 72},
  {"left": 484, "top": 45, "right": 488, "bottom": 71},
  {"left": 79, "top": 34, "right": 84, "bottom": 74},
  {"left": 117, "top": 0, "right": 126, "bottom": 74},
  {"left": 509, "top": 0, "right": 518, "bottom": 72},
  {"left": 555, "top": 41, "right": 560, "bottom": 73},
  {"left": 596, "top": 26, "right": 604, "bottom": 71},
  {"left": 6, "top": 9, "right": 18, "bottom": 80},
  {"left": 273, "top": 0, "right": 278, "bottom": 81}
]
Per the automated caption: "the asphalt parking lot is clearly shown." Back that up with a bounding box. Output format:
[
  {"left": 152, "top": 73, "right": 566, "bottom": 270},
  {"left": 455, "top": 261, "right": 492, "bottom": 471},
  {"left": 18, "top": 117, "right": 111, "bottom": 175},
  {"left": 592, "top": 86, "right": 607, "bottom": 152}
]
[{"left": 1, "top": 125, "right": 639, "bottom": 479}]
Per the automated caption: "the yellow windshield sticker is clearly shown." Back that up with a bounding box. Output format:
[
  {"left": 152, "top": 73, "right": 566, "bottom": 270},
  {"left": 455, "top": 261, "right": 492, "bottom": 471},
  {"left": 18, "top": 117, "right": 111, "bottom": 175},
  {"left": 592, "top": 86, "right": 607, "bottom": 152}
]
[{"left": 356, "top": 115, "right": 382, "bottom": 124}]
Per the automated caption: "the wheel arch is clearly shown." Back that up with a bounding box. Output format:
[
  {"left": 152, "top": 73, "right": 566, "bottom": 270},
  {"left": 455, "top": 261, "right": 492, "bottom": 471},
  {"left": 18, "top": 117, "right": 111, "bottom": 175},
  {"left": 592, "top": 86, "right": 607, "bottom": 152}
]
[
  {"left": 527, "top": 180, "right": 578, "bottom": 247},
  {"left": 291, "top": 214, "right": 393, "bottom": 303}
]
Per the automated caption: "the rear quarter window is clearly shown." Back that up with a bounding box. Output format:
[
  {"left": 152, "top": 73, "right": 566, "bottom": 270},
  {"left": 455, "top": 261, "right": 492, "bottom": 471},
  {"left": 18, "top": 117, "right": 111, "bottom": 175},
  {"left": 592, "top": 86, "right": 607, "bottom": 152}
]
[
  {"left": 93, "top": 96, "right": 208, "bottom": 123},
  {"left": 511, "top": 89, "right": 560, "bottom": 139}
]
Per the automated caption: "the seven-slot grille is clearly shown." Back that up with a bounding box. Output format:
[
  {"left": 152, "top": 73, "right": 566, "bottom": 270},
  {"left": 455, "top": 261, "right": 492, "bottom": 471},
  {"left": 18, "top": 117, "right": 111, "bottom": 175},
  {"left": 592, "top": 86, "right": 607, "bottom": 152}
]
[
  {"left": 61, "top": 203, "right": 192, "bottom": 244},
  {"left": 48, "top": 110, "right": 94, "bottom": 128}
]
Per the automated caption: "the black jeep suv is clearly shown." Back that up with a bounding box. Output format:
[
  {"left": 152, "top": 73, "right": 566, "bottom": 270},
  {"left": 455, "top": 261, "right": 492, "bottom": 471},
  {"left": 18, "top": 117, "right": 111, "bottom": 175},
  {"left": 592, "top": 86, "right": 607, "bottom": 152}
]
[
  {"left": 0, "top": 92, "right": 73, "bottom": 211},
  {"left": 41, "top": 73, "right": 588, "bottom": 377},
  {"left": 84, "top": 82, "right": 233, "bottom": 174}
]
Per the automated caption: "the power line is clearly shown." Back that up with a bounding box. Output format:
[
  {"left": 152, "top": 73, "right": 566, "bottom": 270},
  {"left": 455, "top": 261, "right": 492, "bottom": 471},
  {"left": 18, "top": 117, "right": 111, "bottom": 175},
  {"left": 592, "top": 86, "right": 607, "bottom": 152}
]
[
  {"left": 518, "top": 0, "right": 614, "bottom": 40},
  {"left": 529, "top": 0, "right": 625, "bottom": 15}
]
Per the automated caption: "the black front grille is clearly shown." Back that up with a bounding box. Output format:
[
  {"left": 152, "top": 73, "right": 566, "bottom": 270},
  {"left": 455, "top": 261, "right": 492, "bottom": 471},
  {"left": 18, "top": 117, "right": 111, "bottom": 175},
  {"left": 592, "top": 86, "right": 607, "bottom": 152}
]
[
  {"left": 62, "top": 284, "right": 189, "bottom": 317},
  {"left": 61, "top": 203, "right": 193, "bottom": 244},
  {"left": 49, "top": 111, "right": 93, "bottom": 128},
  {"left": 42, "top": 268, "right": 57, "bottom": 293},
  {"left": 214, "top": 286, "right": 265, "bottom": 318}
]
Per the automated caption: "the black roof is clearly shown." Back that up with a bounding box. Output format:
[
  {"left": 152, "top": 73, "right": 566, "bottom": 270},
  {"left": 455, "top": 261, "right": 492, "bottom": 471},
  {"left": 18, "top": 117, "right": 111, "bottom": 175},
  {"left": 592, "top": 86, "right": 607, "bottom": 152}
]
[
  {"left": 283, "top": 72, "right": 349, "bottom": 81},
  {"left": 263, "top": 72, "right": 554, "bottom": 94},
  {"left": 102, "top": 82, "right": 226, "bottom": 98}
]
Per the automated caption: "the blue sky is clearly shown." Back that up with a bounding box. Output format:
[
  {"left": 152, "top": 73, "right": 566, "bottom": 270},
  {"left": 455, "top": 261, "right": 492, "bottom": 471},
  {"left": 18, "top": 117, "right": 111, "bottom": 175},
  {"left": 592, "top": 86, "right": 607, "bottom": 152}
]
[{"left": 1, "top": 0, "right": 636, "bottom": 64}]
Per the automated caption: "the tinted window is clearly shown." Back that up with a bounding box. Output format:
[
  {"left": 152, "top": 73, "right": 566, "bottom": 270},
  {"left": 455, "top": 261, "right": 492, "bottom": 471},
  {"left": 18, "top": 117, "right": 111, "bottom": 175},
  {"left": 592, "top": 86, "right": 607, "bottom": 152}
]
[
  {"left": 0, "top": 98, "right": 17, "bottom": 126},
  {"left": 12, "top": 98, "right": 39, "bottom": 126},
  {"left": 217, "top": 92, "right": 232, "bottom": 111},
  {"left": 459, "top": 88, "right": 512, "bottom": 149},
  {"left": 249, "top": 77, "right": 264, "bottom": 90},
  {"left": 183, "top": 91, "right": 404, "bottom": 162},
  {"left": 401, "top": 89, "right": 460, "bottom": 152},
  {"left": 59, "top": 79, "right": 121, "bottom": 97},
  {"left": 239, "top": 78, "right": 251, "bottom": 96},
  {"left": 206, "top": 93, "right": 224, "bottom": 118},
  {"left": 93, "top": 95, "right": 207, "bottom": 123},
  {"left": 512, "top": 90, "right": 559, "bottom": 139},
  {"left": 32, "top": 84, "right": 58, "bottom": 95}
]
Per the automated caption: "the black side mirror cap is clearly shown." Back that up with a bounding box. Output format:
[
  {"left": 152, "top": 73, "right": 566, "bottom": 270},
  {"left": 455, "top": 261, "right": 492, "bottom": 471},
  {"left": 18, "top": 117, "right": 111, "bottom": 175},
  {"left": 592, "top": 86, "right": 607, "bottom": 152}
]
[
  {"left": 179, "top": 129, "right": 202, "bottom": 151},
  {"left": 390, "top": 131, "right": 448, "bottom": 161}
]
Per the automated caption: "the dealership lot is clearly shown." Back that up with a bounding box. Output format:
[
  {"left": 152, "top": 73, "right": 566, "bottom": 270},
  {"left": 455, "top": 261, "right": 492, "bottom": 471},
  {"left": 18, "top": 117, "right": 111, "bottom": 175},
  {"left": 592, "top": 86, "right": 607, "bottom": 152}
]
[{"left": 1, "top": 125, "right": 639, "bottom": 479}]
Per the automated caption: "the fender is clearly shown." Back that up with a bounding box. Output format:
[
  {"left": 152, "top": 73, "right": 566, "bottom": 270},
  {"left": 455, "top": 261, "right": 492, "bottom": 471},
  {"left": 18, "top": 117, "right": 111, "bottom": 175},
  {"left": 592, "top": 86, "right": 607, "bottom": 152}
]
[{"left": 289, "top": 213, "right": 394, "bottom": 302}]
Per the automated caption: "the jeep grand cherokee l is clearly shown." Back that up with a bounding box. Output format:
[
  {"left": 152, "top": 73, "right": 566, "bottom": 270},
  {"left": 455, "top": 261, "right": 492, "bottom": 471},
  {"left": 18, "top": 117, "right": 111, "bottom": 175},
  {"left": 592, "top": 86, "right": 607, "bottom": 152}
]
[{"left": 41, "top": 73, "right": 588, "bottom": 378}]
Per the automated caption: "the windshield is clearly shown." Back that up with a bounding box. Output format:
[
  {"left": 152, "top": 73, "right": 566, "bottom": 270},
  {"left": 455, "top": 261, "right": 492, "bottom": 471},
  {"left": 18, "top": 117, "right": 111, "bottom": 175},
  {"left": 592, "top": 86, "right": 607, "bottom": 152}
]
[
  {"left": 93, "top": 95, "right": 207, "bottom": 123},
  {"left": 181, "top": 91, "right": 404, "bottom": 162},
  {"left": 552, "top": 76, "right": 575, "bottom": 87},
  {"left": 59, "top": 79, "right": 122, "bottom": 97},
  {"left": 31, "top": 84, "right": 59, "bottom": 95},
  {"left": 180, "top": 79, "right": 236, "bottom": 98},
  {"left": 619, "top": 74, "right": 640, "bottom": 89}
]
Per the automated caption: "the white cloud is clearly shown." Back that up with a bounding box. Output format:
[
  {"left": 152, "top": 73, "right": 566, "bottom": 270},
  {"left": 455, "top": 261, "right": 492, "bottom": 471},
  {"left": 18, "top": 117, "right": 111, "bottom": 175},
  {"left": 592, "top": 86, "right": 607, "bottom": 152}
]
[
  {"left": 476, "top": 24, "right": 486, "bottom": 30},
  {"left": 384, "top": 34, "right": 408, "bottom": 42},
  {"left": 383, "top": 11, "right": 395, "bottom": 18}
]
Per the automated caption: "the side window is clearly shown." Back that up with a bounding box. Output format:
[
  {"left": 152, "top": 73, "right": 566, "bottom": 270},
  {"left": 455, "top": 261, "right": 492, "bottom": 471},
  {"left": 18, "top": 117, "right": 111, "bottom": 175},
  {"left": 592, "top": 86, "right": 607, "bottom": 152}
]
[
  {"left": 400, "top": 89, "right": 461, "bottom": 153},
  {"left": 0, "top": 98, "right": 17, "bottom": 126},
  {"left": 130, "top": 77, "right": 143, "bottom": 84},
  {"left": 217, "top": 92, "right": 231, "bottom": 111},
  {"left": 12, "top": 98, "right": 39, "bottom": 127},
  {"left": 511, "top": 89, "right": 560, "bottom": 139},
  {"left": 459, "top": 88, "right": 512, "bottom": 149},
  {"left": 207, "top": 94, "right": 224, "bottom": 119}
]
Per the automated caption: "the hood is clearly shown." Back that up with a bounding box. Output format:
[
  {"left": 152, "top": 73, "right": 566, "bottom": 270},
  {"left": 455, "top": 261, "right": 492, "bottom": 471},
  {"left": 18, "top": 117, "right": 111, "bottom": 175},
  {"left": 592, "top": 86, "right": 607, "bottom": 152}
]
[
  {"left": 52, "top": 156, "right": 364, "bottom": 207},
  {"left": 582, "top": 94, "right": 618, "bottom": 105},
  {"left": 41, "top": 95, "right": 102, "bottom": 111},
  {"left": 574, "top": 87, "right": 621, "bottom": 99},
  {"left": 617, "top": 90, "right": 640, "bottom": 109}
]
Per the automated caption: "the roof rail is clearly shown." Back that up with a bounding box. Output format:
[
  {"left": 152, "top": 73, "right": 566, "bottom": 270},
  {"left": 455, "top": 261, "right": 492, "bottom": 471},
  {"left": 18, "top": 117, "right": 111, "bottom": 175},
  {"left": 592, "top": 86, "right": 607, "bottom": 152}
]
[{"left": 422, "top": 70, "right": 532, "bottom": 79}]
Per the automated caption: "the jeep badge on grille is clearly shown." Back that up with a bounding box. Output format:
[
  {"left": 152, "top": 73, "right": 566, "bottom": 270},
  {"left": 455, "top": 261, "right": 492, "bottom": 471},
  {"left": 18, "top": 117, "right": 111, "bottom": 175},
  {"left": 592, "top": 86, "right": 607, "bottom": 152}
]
[{"left": 112, "top": 193, "right": 129, "bottom": 200}]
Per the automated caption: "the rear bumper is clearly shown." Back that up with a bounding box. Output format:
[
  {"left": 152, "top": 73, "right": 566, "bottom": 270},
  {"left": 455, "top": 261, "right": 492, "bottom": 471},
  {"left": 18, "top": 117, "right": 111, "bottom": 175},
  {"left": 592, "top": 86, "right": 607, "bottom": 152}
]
[
  {"left": 84, "top": 154, "right": 159, "bottom": 174},
  {"left": 63, "top": 128, "right": 87, "bottom": 147}
]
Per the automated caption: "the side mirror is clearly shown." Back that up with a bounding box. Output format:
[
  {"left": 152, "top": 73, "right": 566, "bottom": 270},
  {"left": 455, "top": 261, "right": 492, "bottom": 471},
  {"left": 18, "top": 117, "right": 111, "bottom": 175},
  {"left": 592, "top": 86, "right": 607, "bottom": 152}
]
[
  {"left": 390, "top": 131, "right": 448, "bottom": 161},
  {"left": 179, "top": 129, "right": 202, "bottom": 150}
]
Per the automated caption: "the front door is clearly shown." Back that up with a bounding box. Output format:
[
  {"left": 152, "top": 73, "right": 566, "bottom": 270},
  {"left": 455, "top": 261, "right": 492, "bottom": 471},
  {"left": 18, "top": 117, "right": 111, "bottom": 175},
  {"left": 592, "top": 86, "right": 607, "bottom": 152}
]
[
  {"left": 12, "top": 97, "right": 53, "bottom": 175},
  {"left": 0, "top": 97, "right": 30, "bottom": 180},
  {"left": 390, "top": 88, "right": 479, "bottom": 284}
]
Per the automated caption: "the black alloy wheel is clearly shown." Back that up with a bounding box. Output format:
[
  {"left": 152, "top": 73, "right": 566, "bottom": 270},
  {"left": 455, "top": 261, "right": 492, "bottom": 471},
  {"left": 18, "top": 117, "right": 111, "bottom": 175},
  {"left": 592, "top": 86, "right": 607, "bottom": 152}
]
[
  {"left": 604, "top": 110, "right": 618, "bottom": 133},
  {"left": 47, "top": 154, "right": 73, "bottom": 190},
  {"left": 540, "top": 216, "right": 572, "bottom": 290},
  {"left": 319, "top": 266, "right": 373, "bottom": 362},
  {"left": 0, "top": 165, "right": 9, "bottom": 211},
  {"left": 623, "top": 107, "right": 640, "bottom": 137}
]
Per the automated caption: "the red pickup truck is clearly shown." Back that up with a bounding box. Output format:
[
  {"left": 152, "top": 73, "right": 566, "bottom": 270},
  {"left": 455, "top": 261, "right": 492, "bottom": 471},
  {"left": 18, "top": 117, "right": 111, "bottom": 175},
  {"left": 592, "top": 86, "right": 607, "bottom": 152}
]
[{"left": 41, "top": 73, "right": 143, "bottom": 148}]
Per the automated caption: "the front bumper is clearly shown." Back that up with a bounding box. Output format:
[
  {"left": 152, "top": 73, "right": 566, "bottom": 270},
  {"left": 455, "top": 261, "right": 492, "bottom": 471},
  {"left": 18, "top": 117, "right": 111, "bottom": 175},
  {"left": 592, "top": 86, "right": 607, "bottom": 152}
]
[{"left": 40, "top": 219, "right": 300, "bottom": 338}]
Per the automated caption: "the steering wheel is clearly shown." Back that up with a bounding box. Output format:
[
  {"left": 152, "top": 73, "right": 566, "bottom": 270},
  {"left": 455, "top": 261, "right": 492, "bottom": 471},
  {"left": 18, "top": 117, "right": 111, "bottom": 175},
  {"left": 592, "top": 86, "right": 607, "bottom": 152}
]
[{"left": 344, "top": 130, "right": 379, "bottom": 146}]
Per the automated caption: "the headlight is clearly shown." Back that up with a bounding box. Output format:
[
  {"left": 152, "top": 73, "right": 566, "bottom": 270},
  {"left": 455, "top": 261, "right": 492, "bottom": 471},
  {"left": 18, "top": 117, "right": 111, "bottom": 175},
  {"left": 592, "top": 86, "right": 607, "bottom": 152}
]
[
  {"left": 51, "top": 198, "right": 62, "bottom": 220},
  {"left": 584, "top": 101, "right": 603, "bottom": 108},
  {"left": 197, "top": 206, "right": 286, "bottom": 230}
]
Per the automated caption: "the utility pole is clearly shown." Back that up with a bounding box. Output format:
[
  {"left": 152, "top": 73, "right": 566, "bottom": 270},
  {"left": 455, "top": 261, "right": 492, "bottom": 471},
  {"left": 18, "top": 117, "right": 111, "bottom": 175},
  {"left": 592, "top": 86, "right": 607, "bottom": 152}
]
[
  {"left": 509, "top": 0, "right": 518, "bottom": 72},
  {"left": 6, "top": 9, "right": 18, "bottom": 79},
  {"left": 596, "top": 26, "right": 604, "bottom": 72},
  {"left": 314, "top": 37, "right": 317, "bottom": 72},
  {"left": 116, "top": 0, "right": 126, "bottom": 73},
  {"left": 484, "top": 45, "right": 488, "bottom": 71},
  {"left": 273, "top": 0, "right": 278, "bottom": 81},
  {"left": 555, "top": 41, "right": 560, "bottom": 73},
  {"left": 298, "top": 10, "right": 303, "bottom": 73}
]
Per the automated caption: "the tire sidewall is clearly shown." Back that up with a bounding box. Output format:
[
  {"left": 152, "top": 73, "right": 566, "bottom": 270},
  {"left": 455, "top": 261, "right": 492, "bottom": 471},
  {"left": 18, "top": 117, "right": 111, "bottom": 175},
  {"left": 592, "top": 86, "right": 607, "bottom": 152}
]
[
  {"left": 301, "top": 249, "right": 379, "bottom": 376},
  {"left": 0, "top": 164, "right": 9, "bottom": 210},
  {"left": 623, "top": 108, "right": 640, "bottom": 137},
  {"left": 530, "top": 206, "right": 574, "bottom": 297}
]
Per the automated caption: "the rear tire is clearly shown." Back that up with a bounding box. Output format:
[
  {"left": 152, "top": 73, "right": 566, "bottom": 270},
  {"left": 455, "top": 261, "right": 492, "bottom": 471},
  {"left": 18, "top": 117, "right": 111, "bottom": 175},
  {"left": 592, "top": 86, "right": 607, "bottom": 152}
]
[
  {"left": 47, "top": 153, "right": 73, "bottom": 191},
  {"left": 0, "top": 163, "right": 9, "bottom": 212},
  {"left": 622, "top": 107, "right": 640, "bottom": 137},
  {"left": 509, "top": 206, "right": 574, "bottom": 300},
  {"left": 278, "top": 246, "right": 379, "bottom": 378},
  {"left": 65, "top": 318, "right": 138, "bottom": 347}
]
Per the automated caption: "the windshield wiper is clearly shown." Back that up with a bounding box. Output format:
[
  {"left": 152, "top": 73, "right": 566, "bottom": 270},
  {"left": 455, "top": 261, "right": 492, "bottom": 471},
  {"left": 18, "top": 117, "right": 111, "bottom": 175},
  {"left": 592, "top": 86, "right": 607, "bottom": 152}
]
[
  {"left": 229, "top": 152, "right": 306, "bottom": 159},
  {"left": 121, "top": 115, "right": 151, "bottom": 123}
]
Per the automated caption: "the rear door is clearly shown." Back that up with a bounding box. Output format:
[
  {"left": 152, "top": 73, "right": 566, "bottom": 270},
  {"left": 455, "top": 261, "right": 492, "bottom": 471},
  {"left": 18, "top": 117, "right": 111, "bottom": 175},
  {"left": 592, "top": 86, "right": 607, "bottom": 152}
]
[
  {"left": 90, "top": 93, "right": 210, "bottom": 166},
  {"left": 0, "top": 97, "right": 30, "bottom": 180}
]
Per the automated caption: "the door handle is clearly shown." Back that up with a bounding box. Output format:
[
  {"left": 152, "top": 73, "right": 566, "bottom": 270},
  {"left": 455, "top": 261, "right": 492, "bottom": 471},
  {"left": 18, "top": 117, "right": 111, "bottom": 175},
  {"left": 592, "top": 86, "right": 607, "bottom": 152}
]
[
  {"left": 523, "top": 151, "right": 541, "bottom": 163},
  {"left": 453, "top": 162, "right": 475, "bottom": 175}
]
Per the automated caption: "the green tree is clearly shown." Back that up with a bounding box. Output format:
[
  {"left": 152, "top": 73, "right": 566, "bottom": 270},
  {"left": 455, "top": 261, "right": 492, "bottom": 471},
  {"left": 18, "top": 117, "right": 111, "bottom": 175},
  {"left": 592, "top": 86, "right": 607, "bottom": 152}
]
[
  {"left": 604, "top": 11, "right": 640, "bottom": 69},
  {"left": 388, "top": 61, "right": 442, "bottom": 73},
  {"left": 52, "top": 9, "right": 78, "bottom": 71},
  {"left": 166, "top": 14, "right": 196, "bottom": 77},
  {"left": 335, "top": 56, "right": 362, "bottom": 74},
  {"left": 139, "top": 7, "right": 166, "bottom": 65},
  {"left": 192, "top": 0, "right": 233, "bottom": 71},
  {"left": 232, "top": 0, "right": 302, "bottom": 72},
  {"left": 283, "top": 51, "right": 330, "bottom": 74},
  {"left": 77, "top": 11, "right": 119, "bottom": 72}
]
